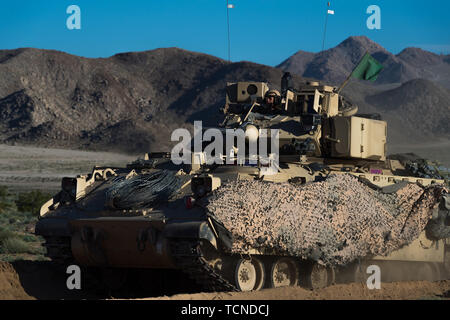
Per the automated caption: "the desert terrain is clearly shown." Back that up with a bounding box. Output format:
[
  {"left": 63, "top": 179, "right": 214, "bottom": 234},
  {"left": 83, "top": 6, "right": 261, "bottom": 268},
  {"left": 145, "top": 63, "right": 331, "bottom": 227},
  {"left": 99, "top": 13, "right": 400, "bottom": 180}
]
[
  {"left": 0, "top": 144, "right": 136, "bottom": 192},
  {"left": 0, "top": 141, "right": 447, "bottom": 194},
  {"left": 0, "top": 36, "right": 449, "bottom": 300},
  {"left": 0, "top": 260, "right": 449, "bottom": 300}
]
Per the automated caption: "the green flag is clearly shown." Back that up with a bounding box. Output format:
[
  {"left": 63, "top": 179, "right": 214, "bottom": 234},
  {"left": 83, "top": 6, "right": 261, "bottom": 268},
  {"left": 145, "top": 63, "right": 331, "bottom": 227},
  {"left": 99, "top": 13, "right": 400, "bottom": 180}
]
[{"left": 351, "top": 53, "right": 384, "bottom": 81}]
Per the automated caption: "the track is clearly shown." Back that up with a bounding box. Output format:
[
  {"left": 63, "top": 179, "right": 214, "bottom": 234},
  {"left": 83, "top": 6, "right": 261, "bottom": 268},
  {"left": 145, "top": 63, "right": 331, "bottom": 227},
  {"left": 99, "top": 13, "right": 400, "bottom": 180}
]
[
  {"left": 170, "top": 239, "right": 238, "bottom": 292},
  {"left": 42, "top": 236, "right": 73, "bottom": 264}
]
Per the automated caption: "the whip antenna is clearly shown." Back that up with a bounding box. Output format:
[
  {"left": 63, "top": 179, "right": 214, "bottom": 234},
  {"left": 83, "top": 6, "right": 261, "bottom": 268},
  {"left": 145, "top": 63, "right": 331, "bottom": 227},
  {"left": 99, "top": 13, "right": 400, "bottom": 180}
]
[
  {"left": 322, "top": 2, "right": 334, "bottom": 51},
  {"left": 226, "top": 1, "right": 234, "bottom": 62}
]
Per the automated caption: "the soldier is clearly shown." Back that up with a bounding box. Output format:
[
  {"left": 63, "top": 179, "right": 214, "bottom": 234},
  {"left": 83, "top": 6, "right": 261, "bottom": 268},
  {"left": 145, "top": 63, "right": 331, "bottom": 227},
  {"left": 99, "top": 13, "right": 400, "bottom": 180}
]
[{"left": 255, "top": 89, "right": 283, "bottom": 115}]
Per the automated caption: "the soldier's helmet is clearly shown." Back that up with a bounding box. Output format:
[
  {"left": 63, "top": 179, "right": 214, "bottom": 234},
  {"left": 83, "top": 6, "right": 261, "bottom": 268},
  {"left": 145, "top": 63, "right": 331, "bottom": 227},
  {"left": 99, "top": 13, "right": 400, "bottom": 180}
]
[
  {"left": 265, "top": 89, "right": 281, "bottom": 99},
  {"left": 264, "top": 89, "right": 281, "bottom": 106}
]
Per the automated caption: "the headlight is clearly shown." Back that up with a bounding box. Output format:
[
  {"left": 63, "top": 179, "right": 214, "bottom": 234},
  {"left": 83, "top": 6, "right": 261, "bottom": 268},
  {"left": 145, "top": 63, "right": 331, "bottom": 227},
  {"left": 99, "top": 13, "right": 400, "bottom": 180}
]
[{"left": 62, "top": 177, "right": 77, "bottom": 198}]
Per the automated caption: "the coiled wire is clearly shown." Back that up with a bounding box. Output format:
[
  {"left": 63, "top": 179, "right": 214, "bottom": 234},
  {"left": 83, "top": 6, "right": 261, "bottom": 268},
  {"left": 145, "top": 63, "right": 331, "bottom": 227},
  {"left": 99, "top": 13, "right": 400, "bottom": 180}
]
[{"left": 106, "top": 170, "right": 181, "bottom": 209}]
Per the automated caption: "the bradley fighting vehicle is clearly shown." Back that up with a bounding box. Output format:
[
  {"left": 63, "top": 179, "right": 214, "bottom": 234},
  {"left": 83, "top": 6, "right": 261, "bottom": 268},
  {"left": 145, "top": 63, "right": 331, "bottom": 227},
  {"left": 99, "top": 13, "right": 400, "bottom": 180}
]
[{"left": 36, "top": 74, "right": 450, "bottom": 291}]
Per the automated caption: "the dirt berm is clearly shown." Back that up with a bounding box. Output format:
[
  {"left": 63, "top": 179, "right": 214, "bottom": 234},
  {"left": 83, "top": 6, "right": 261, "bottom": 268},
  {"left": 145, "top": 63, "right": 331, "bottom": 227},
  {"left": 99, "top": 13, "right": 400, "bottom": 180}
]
[{"left": 0, "top": 261, "right": 100, "bottom": 300}]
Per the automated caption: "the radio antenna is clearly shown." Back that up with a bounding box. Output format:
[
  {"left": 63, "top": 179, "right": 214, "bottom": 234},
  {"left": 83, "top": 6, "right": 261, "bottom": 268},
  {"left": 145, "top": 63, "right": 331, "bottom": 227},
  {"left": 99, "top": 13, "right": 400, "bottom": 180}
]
[
  {"left": 226, "top": 1, "right": 234, "bottom": 62},
  {"left": 322, "top": 2, "right": 334, "bottom": 51}
]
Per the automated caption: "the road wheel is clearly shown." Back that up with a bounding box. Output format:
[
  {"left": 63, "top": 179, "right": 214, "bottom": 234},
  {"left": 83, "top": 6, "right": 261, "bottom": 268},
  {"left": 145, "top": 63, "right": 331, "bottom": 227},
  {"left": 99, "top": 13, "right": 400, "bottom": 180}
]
[
  {"left": 234, "top": 257, "right": 265, "bottom": 291},
  {"left": 267, "top": 257, "right": 299, "bottom": 288},
  {"left": 301, "top": 262, "right": 330, "bottom": 289}
]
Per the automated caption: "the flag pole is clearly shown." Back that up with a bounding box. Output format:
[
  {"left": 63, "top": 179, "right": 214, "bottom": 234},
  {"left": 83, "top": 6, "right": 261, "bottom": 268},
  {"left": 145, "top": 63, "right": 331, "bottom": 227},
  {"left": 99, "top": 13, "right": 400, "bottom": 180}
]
[
  {"left": 336, "top": 71, "right": 352, "bottom": 94},
  {"left": 321, "top": 2, "right": 330, "bottom": 52},
  {"left": 226, "top": 0, "right": 231, "bottom": 62},
  {"left": 336, "top": 51, "right": 369, "bottom": 94}
]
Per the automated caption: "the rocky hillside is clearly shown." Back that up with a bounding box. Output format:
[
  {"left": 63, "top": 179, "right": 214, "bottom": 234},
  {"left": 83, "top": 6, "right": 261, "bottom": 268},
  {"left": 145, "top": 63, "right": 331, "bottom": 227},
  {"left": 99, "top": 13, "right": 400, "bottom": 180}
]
[
  {"left": 278, "top": 36, "right": 450, "bottom": 88},
  {"left": 0, "top": 48, "right": 301, "bottom": 153},
  {"left": 366, "top": 79, "right": 450, "bottom": 137},
  {"left": 0, "top": 38, "right": 449, "bottom": 155}
]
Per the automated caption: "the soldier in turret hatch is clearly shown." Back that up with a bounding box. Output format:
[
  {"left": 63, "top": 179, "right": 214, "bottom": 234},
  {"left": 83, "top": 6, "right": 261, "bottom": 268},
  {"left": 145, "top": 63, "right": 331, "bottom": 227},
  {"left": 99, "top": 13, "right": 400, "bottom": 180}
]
[{"left": 254, "top": 90, "right": 284, "bottom": 115}]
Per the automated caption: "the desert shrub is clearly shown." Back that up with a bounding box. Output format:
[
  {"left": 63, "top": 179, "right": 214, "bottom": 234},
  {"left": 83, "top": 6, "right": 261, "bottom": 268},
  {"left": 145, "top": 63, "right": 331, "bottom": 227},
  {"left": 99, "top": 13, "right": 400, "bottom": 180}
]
[
  {"left": 0, "top": 186, "right": 7, "bottom": 198},
  {"left": 34, "top": 246, "right": 46, "bottom": 255},
  {"left": 22, "top": 234, "right": 38, "bottom": 242},
  {"left": 15, "top": 190, "right": 51, "bottom": 216},
  {"left": 0, "top": 227, "right": 15, "bottom": 244},
  {"left": 35, "top": 255, "right": 47, "bottom": 261},
  {"left": 0, "top": 186, "right": 14, "bottom": 213},
  {"left": 0, "top": 202, "right": 16, "bottom": 214},
  {"left": 0, "top": 226, "right": 32, "bottom": 254},
  {"left": 0, "top": 237, "right": 31, "bottom": 254}
]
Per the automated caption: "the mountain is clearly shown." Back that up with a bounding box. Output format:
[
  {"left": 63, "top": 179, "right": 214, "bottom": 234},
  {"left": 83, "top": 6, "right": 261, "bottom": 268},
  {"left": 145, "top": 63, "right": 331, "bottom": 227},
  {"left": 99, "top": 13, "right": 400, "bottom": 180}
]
[
  {"left": 0, "top": 47, "right": 302, "bottom": 153},
  {"left": 0, "top": 39, "right": 449, "bottom": 160},
  {"left": 277, "top": 50, "right": 315, "bottom": 78},
  {"left": 365, "top": 79, "right": 450, "bottom": 137},
  {"left": 278, "top": 36, "right": 450, "bottom": 88}
]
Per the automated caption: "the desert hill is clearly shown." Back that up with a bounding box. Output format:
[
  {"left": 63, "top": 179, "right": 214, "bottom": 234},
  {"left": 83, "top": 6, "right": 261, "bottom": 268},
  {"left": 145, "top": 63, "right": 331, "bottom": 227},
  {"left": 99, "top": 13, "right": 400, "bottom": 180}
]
[
  {"left": 366, "top": 79, "right": 450, "bottom": 137},
  {"left": 0, "top": 37, "right": 449, "bottom": 161},
  {"left": 278, "top": 36, "right": 450, "bottom": 88},
  {"left": 0, "top": 47, "right": 301, "bottom": 152}
]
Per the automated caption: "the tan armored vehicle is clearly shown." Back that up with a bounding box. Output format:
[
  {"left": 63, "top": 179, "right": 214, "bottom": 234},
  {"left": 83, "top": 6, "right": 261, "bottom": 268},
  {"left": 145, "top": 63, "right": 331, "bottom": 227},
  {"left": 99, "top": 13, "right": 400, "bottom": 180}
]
[{"left": 36, "top": 74, "right": 450, "bottom": 291}]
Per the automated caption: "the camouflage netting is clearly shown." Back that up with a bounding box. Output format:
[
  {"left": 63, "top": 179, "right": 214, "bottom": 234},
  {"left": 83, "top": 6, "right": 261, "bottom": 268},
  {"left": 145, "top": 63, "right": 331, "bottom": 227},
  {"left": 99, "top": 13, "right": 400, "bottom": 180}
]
[{"left": 206, "top": 174, "right": 448, "bottom": 266}]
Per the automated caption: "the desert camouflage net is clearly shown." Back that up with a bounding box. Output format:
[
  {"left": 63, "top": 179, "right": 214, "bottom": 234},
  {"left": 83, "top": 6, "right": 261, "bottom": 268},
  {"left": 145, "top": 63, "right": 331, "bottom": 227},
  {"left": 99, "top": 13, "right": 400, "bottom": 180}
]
[{"left": 206, "top": 174, "right": 446, "bottom": 266}]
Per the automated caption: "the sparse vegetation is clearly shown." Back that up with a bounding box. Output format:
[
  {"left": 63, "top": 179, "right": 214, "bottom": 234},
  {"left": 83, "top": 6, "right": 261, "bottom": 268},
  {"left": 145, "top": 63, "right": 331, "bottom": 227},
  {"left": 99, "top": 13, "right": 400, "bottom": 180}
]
[
  {"left": 22, "top": 234, "right": 38, "bottom": 242},
  {"left": 16, "top": 190, "right": 52, "bottom": 216},
  {"left": 0, "top": 186, "right": 47, "bottom": 261},
  {"left": 0, "top": 186, "right": 7, "bottom": 198},
  {"left": 0, "top": 186, "right": 14, "bottom": 213},
  {"left": 0, "top": 237, "right": 31, "bottom": 254},
  {"left": 0, "top": 227, "right": 15, "bottom": 243}
]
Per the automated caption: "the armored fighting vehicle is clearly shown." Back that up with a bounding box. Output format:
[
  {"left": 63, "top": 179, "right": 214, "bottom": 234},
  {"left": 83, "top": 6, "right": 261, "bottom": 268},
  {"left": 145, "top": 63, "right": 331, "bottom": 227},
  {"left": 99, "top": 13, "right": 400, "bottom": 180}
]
[{"left": 36, "top": 74, "right": 450, "bottom": 291}]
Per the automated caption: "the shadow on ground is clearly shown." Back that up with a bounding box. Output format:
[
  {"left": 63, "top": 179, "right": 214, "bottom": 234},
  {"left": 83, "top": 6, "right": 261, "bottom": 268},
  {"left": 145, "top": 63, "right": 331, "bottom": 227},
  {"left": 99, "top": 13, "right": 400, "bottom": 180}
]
[{"left": 6, "top": 260, "right": 200, "bottom": 300}]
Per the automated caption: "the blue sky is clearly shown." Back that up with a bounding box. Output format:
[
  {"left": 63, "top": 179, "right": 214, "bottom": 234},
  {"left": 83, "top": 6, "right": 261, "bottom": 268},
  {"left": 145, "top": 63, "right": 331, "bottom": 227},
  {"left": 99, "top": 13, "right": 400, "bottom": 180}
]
[{"left": 0, "top": 0, "right": 449, "bottom": 66}]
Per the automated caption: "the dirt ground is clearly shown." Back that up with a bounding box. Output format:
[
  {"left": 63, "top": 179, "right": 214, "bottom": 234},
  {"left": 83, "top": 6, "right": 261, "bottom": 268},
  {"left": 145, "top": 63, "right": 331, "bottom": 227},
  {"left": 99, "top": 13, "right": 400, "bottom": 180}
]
[
  {"left": 150, "top": 281, "right": 450, "bottom": 301},
  {"left": 0, "top": 144, "right": 136, "bottom": 192},
  {"left": 388, "top": 139, "right": 450, "bottom": 167},
  {"left": 0, "top": 142, "right": 448, "bottom": 193},
  {"left": 0, "top": 261, "right": 449, "bottom": 300}
]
